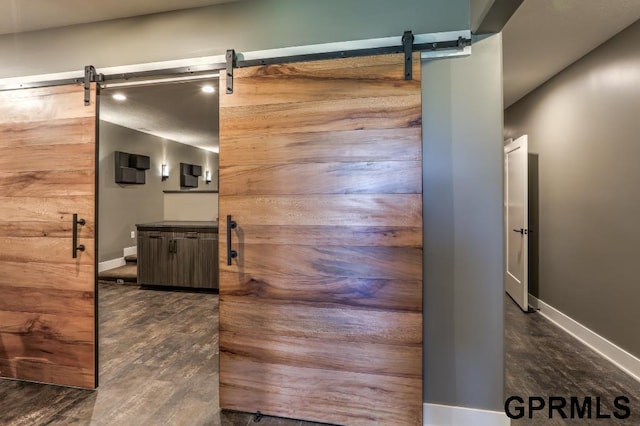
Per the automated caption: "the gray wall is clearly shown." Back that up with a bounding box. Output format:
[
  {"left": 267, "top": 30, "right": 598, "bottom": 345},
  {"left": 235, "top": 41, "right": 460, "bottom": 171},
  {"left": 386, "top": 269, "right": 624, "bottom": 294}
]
[
  {"left": 0, "top": 0, "right": 468, "bottom": 79},
  {"left": 505, "top": 20, "right": 640, "bottom": 358},
  {"left": 99, "top": 121, "right": 217, "bottom": 262},
  {"left": 423, "top": 34, "right": 505, "bottom": 411}
]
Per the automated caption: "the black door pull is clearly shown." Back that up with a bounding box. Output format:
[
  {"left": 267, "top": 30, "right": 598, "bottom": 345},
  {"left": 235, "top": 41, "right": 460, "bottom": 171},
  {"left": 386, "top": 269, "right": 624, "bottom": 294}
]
[
  {"left": 512, "top": 228, "right": 528, "bottom": 235},
  {"left": 227, "top": 215, "right": 238, "bottom": 265},
  {"left": 72, "top": 214, "right": 86, "bottom": 258}
]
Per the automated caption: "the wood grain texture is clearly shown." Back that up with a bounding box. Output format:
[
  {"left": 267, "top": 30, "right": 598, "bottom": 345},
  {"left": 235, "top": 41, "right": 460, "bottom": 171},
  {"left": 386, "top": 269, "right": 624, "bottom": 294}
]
[
  {"left": 0, "top": 170, "right": 94, "bottom": 197},
  {"left": 220, "top": 356, "right": 422, "bottom": 426},
  {"left": 219, "top": 55, "right": 422, "bottom": 424},
  {"left": 0, "top": 262, "right": 94, "bottom": 291},
  {"left": 0, "top": 143, "right": 95, "bottom": 173},
  {"left": 219, "top": 244, "right": 421, "bottom": 280},
  {"left": 223, "top": 53, "right": 421, "bottom": 108},
  {"left": 219, "top": 194, "right": 422, "bottom": 227},
  {"left": 0, "top": 117, "right": 95, "bottom": 148},
  {"left": 220, "top": 128, "right": 421, "bottom": 165},
  {"left": 221, "top": 297, "right": 421, "bottom": 345},
  {"left": 220, "top": 331, "right": 421, "bottom": 378},
  {"left": 219, "top": 271, "right": 421, "bottom": 312},
  {"left": 0, "top": 84, "right": 96, "bottom": 389},
  {"left": 221, "top": 94, "right": 421, "bottom": 138},
  {"left": 216, "top": 225, "right": 422, "bottom": 247},
  {"left": 0, "top": 196, "right": 94, "bottom": 223},
  {"left": 0, "top": 85, "right": 95, "bottom": 124},
  {"left": 220, "top": 161, "right": 421, "bottom": 195}
]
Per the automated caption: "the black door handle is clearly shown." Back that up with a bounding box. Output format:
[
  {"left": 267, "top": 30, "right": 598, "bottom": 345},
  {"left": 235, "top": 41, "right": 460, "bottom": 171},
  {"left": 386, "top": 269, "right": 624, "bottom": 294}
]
[
  {"left": 227, "top": 215, "right": 238, "bottom": 265},
  {"left": 512, "top": 228, "right": 528, "bottom": 235},
  {"left": 72, "top": 213, "right": 86, "bottom": 258}
]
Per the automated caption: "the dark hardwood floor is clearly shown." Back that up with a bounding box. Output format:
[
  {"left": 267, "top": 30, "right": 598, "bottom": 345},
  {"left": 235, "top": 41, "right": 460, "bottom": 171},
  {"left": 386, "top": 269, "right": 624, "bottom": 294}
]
[
  {"left": 505, "top": 295, "right": 640, "bottom": 425},
  {"left": 3, "top": 284, "right": 640, "bottom": 425}
]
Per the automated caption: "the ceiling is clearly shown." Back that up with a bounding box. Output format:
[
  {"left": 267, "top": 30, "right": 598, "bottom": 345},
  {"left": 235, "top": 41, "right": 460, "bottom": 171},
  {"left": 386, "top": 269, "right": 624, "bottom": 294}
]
[
  {"left": 0, "top": 0, "right": 238, "bottom": 35},
  {"left": 502, "top": 0, "right": 640, "bottom": 107}
]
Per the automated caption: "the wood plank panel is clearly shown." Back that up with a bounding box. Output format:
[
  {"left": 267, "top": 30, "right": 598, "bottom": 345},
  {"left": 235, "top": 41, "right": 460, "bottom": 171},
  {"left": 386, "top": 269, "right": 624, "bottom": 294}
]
[
  {"left": 0, "top": 287, "right": 93, "bottom": 317},
  {"left": 224, "top": 53, "right": 421, "bottom": 108},
  {"left": 220, "top": 161, "right": 421, "bottom": 195},
  {"left": 0, "top": 117, "right": 94, "bottom": 148},
  {"left": 0, "top": 170, "right": 94, "bottom": 197},
  {"left": 0, "top": 357, "right": 94, "bottom": 389},
  {"left": 220, "top": 356, "right": 422, "bottom": 426},
  {"left": 0, "top": 237, "right": 94, "bottom": 265},
  {"left": 0, "top": 221, "right": 95, "bottom": 238},
  {"left": 221, "top": 298, "right": 421, "bottom": 346},
  {"left": 234, "top": 53, "right": 421, "bottom": 79},
  {"left": 220, "top": 194, "right": 421, "bottom": 227},
  {"left": 0, "top": 143, "right": 94, "bottom": 173},
  {"left": 217, "top": 225, "right": 422, "bottom": 247},
  {"left": 219, "top": 271, "right": 421, "bottom": 312},
  {"left": 221, "top": 332, "right": 420, "bottom": 378},
  {"left": 219, "top": 55, "right": 422, "bottom": 424},
  {"left": 0, "top": 84, "right": 96, "bottom": 389},
  {"left": 0, "top": 85, "right": 95, "bottom": 123},
  {"left": 221, "top": 94, "right": 421, "bottom": 138},
  {"left": 220, "top": 128, "right": 421, "bottom": 166},
  {"left": 0, "top": 196, "right": 94, "bottom": 223},
  {"left": 0, "top": 262, "right": 94, "bottom": 291},
  {"left": 219, "top": 244, "right": 421, "bottom": 280}
]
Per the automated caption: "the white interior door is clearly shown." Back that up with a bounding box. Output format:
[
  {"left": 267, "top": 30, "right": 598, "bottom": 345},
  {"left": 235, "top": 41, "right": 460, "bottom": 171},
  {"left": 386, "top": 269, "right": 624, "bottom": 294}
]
[{"left": 505, "top": 135, "right": 529, "bottom": 311}]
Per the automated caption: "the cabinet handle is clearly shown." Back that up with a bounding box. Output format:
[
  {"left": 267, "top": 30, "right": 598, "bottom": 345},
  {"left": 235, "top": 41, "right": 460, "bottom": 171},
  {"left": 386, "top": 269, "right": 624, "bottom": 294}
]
[
  {"left": 72, "top": 213, "right": 86, "bottom": 259},
  {"left": 227, "top": 215, "right": 238, "bottom": 265}
]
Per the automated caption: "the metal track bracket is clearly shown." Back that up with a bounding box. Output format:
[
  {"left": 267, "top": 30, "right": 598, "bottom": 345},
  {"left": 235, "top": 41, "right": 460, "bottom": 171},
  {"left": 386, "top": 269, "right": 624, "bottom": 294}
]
[
  {"left": 402, "top": 30, "right": 415, "bottom": 80},
  {"left": 84, "top": 65, "right": 104, "bottom": 106},
  {"left": 226, "top": 49, "right": 237, "bottom": 94}
]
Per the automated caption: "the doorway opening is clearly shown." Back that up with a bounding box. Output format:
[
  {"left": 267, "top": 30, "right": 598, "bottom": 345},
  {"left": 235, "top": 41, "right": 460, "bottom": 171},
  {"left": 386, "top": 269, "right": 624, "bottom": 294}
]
[{"left": 96, "top": 77, "right": 221, "bottom": 422}]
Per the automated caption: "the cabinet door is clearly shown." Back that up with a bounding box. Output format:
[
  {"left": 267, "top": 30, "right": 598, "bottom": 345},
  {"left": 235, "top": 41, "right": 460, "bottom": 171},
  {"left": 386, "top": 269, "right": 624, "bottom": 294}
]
[
  {"left": 197, "top": 233, "right": 217, "bottom": 289},
  {"left": 172, "top": 232, "right": 217, "bottom": 288},
  {"left": 138, "top": 231, "right": 171, "bottom": 285},
  {"left": 172, "top": 234, "right": 198, "bottom": 287}
]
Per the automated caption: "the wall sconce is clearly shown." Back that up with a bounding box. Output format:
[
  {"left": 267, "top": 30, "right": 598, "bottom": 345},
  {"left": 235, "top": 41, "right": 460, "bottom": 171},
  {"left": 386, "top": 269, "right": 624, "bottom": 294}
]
[
  {"left": 205, "top": 170, "right": 212, "bottom": 184},
  {"left": 162, "top": 164, "right": 169, "bottom": 180}
]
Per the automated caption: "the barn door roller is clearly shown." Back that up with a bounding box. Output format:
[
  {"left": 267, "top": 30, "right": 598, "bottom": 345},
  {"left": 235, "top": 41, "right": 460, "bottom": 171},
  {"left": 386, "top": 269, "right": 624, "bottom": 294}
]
[{"left": 84, "top": 65, "right": 104, "bottom": 106}]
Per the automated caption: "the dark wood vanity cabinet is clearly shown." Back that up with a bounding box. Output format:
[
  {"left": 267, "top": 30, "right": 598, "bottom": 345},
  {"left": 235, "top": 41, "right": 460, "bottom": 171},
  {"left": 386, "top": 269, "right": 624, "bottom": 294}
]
[{"left": 137, "top": 222, "right": 218, "bottom": 289}]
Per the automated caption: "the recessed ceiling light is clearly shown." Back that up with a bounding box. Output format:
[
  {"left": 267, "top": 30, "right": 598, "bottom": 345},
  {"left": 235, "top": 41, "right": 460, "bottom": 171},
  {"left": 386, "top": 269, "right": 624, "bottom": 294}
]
[
  {"left": 112, "top": 93, "right": 127, "bottom": 101},
  {"left": 202, "top": 85, "right": 215, "bottom": 94}
]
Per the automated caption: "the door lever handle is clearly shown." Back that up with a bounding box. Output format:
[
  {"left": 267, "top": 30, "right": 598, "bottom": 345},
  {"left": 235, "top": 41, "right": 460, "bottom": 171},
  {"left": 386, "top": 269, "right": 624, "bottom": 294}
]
[
  {"left": 227, "top": 215, "right": 238, "bottom": 265},
  {"left": 72, "top": 214, "right": 86, "bottom": 258},
  {"left": 512, "top": 228, "right": 528, "bottom": 235}
]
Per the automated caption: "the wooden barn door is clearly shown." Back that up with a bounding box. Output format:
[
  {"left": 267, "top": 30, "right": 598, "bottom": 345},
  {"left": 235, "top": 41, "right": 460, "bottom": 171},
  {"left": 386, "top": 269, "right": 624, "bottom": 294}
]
[
  {"left": 0, "top": 84, "right": 97, "bottom": 389},
  {"left": 219, "top": 54, "right": 423, "bottom": 425}
]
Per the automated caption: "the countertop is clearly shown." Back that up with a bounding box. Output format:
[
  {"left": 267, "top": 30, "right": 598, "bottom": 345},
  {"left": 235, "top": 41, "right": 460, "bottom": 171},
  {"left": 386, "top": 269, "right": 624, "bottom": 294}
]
[{"left": 136, "top": 221, "right": 218, "bottom": 231}]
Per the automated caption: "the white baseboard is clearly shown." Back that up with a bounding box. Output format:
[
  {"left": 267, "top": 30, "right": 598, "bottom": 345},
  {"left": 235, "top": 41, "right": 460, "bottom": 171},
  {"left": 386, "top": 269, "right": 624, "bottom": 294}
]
[
  {"left": 98, "top": 257, "right": 125, "bottom": 273},
  {"left": 123, "top": 245, "right": 137, "bottom": 257},
  {"left": 98, "top": 246, "right": 137, "bottom": 273},
  {"left": 423, "top": 403, "right": 510, "bottom": 426},
  {"left": 529, "top": 294, "right": 640, "bottom": 383}
]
